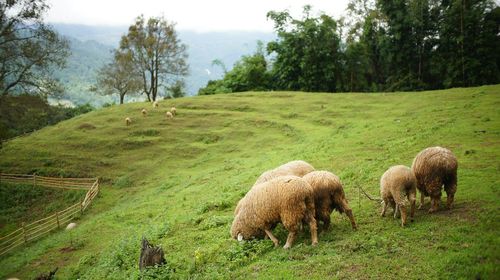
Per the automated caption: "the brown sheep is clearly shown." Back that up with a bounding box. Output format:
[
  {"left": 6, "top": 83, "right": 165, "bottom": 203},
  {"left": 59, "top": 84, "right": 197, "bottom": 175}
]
[
  {"left": 302, "top": 171, "right": 357, "bottom": 230},
  {"left": 231, "top": 176, "right": 318, "bottom": 249},
  {"left": 411, "top": 146, "right": 458, "bottom": 213},
  {"left": 380, "top": 165, "right": 417, "bottom": 227},
  {"left": 254, "top": 160, "right": 315, "bottom": 185}
]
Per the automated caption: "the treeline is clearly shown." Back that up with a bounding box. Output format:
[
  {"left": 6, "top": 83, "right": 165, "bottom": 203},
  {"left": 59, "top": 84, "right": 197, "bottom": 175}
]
[{"left": 199, "top": 0, "right": 500, "bottom": 94}]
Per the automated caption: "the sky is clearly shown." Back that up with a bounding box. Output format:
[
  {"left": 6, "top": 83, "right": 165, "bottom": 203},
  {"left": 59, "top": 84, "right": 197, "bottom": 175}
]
[{"left": 46, "top": 0, "right": 350, "bottom": 32}]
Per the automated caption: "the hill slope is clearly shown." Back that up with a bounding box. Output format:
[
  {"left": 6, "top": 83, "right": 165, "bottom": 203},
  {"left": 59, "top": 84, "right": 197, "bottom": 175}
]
[{"left": 0, "top": 86, "right": 499, "bottom": 279}]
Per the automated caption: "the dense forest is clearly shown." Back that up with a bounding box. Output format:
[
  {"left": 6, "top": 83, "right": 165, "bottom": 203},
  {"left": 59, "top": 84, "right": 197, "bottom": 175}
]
[{"left": 199, "top": 0, "right": 500, "bottom": 94}]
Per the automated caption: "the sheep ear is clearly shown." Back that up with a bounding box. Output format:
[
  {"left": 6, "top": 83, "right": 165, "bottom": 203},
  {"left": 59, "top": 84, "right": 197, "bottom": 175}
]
[{"left": 237, "top": 233, "right": 243, "bottom": 242}]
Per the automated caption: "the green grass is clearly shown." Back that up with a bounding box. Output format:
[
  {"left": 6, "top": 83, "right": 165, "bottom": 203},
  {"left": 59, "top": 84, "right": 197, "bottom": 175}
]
[{"left": 0, "top": 85, "right": 499, "bottom": 279}]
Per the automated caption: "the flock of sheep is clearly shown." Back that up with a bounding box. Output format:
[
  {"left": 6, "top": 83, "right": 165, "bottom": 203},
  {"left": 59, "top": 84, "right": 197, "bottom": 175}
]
[
  {"left": 125, "top": 101, "right": 177, "bottom": 126},
  {"left": 231, "top": 146, "right": 458, "bottom": 249}
]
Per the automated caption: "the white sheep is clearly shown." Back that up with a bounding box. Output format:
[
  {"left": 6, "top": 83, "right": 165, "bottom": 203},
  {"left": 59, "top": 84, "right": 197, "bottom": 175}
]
[
  {"left": 166, "top": 111, "right": 173, "bottom": 119},
  {"left": 125, "top": 117, "right": 132, "bottom": 126},
  {"left": 141, "top": 109, "right": 147, "bottom": 117}
]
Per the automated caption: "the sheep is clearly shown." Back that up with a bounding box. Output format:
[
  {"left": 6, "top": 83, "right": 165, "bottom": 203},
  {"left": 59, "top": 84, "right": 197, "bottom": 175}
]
[
  {"left": 411, "top": 146, "right": 458, "bottom": 213},
  {"left": 125, "top": 117, "right": 132, "bottom": 126},
  {"left": 380, "top": 165, "right": 417, "bottom": 227},
  {"left": 231, "top": 176, "right": 318, "bottom": 249},
  {"left": 153, "top": 101, "right": 159, "bottom": 108},
  {"left": 166, "top": 111, "right": 173, "bottom": 119},
  {"left": 254, "top": 160, "right": 315, "bottom": 185},
  {"left": 141, "top": 108, "right": 147, "bottom": 117},
  {"left": 170, "top": 107, "right": 177, "bottom": 116},
  {"left": 302, "top": 171, "right": 357, "bottom": 230}
]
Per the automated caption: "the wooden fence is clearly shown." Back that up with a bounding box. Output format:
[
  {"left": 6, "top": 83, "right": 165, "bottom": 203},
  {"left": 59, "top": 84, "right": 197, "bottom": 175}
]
[{"left": 0, "top": 173, "right": 99, "bottom": 258}]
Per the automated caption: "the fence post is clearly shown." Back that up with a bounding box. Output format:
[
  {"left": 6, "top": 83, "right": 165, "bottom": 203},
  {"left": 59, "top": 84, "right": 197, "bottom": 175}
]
[
  {"left": 22, "top": 222, "right": 27, "bottom": 245},
  {"left": 56, "top": 211, "right": 60, "bottom": 229},
  {"left": 80, "top": 200, "right": 84, "bottom": 215}
]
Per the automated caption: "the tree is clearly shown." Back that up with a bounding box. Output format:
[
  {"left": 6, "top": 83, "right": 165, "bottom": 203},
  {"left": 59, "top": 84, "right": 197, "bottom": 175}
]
[
  {"left": 165, "top": 80, "right": 186, "bottom": 98},
  {"left": 0, "top": 0, "right": 69, "bottom": 97},
  {"left": 93, "top": 51, "right": 142, "bottom": 104},
  {"left": 119, "top": 15, "right": 188, "bottom": 102},
  {"left": 267, "top": 6, "right": 343, "bottom": 92}
]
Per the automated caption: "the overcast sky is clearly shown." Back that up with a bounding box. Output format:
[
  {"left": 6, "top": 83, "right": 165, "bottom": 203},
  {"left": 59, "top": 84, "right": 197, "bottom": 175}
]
[{"left": 46, "top": 0, "right": 350, "bottom": 32}]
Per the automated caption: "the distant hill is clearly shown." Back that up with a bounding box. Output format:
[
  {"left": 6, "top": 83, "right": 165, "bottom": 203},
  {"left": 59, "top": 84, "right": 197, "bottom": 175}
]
[{"left": 51, "top": 23, "right": 275, "bottom": 105}]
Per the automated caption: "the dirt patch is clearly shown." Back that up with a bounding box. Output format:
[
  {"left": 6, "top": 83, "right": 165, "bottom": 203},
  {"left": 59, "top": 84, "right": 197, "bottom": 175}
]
[
  {"left": 60, "top": 246, "right": 76, "bottom": 253},
  {"left": 77, "top": 123, "right": 96, "bottom": 130},
  {"left": 418, "top": 200, "right": 480, "bottom": 222}
]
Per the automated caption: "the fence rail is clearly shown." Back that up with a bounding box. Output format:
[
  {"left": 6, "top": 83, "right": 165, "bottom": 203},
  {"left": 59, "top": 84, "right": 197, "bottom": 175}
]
[{"left": 0, "top": 173, "right": 99, "bottom": 258}]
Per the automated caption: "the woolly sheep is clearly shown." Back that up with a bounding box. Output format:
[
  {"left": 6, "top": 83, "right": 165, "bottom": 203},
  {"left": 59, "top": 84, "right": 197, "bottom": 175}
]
[
  {"left": 141, "top": 108, "right": 147, "bottom": 117},
  {"left": 166, "top": 111, "right": 173, "bottom": 119},
  {"left": 231, "top": 176, "right": 318, "bottom": 249},
  {"left": 125, "top": 117, "right": 132, "bottom": 126},
  {"left": 302, "top": 171, "right": 357, "bottom": 230},
  {"left": 380, "top": 165, "right": 417, "bottom": 227},
  {"left": 153, "top": 101, "right": 159, "bottom": 108},
  {"left": 412, "top": 146, "right": 458, "bottom": 213},
  {"left": 170, "top": 107, "right": 177, "bottom": 116},
  {"left": 254, "top": 160, "right": 315, "bottom": 185}
]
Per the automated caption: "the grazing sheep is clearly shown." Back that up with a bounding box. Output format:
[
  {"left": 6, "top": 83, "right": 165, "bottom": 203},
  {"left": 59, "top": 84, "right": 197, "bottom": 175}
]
[
  {"left": 153, "top": 101, "right": 159, "bottom": 108},
  {"left": 170, "top": 107, "right": 177, "bottom": 116},
  {"left": 231, "top": 176, "right": 318, "bottom": 249},
  {"left": 254, "top": 160, "right": 315, "bottom": 185},
  {"left": 302, "top": 171, "right": 357, "bottom": 230},
  {"left": 380, "top": 165, "right": 417, "bottom": 227},
  {"left": 412, "top": 146, "right": 458, "bottom": 213},
  {"left": 125, "top": 117, "right": 132, "bottom": 126},
  {"left": 141, "top": 109, "right": 147, "bottom": 117},
  {"left": 166, "top": 111, "right": 173, "bottom": 119}
]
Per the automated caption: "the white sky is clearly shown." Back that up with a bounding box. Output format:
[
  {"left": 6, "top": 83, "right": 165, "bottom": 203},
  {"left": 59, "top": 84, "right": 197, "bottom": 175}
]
[{"left": 46, "top": 0, "right": 350, "bottom": 32}]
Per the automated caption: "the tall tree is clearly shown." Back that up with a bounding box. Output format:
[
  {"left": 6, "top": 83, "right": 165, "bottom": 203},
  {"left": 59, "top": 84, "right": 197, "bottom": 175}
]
[
  {"left": 267, "top": 6, "right": 343, "bottom": 92},
  {"left": 0, "top": 0, "right": 69, "bottom": 97},
  {"left": 93, "top": 51, "right": 142, "bottom": 104},
  {"left": 119, "top": 15, "right": 188, "bottom": 102}
]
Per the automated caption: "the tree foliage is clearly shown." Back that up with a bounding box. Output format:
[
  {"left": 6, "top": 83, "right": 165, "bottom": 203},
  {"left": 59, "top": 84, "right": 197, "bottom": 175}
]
[
  {"left": 93, "top": 51, "right": 142, "bottom": 104},
  {"left": 0, "top": 0, "right": 70, "bottom": 97},
  {"left": 119, "top": 15, "right": 188, "bottom": 102}
]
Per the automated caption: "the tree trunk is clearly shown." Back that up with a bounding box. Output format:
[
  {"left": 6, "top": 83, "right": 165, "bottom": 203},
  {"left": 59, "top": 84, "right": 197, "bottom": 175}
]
[
  {"left": 139, "top": 238, "right": 166, "bottom": 270},
  {"left": 120, "top": 94, "right": 124, "bottom": 104}
]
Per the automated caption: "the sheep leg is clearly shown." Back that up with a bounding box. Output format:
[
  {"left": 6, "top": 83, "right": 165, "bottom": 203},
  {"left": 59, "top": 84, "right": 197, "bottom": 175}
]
[
  {"left": 341, "top": 199, "right": 357, "bottom": 230},
  {"left": 429, "top": 197, "right": 439, "bottom": 213},
  {"left": 444, "top": 179, "right": 457, "bottom": 210},
  {"left": 418, "top": 192, "right": 425, "bottom": 210},
  {"left": 283, "top": 231, "right": 297, "bottom": 249},
  {"left": 322, "top": 216, "right": 331, "bottom": 231},
  {"left": 393, "top": 204, "right": 400, "bottom": 219},
  {"left": 264, "top": 229, "right": 279, "bottom": 247},
  {"left": 408, "top": 192, "right": 416, "bottom": 222},
  {"left": 381, "top": 200, "right": 388, "bottom": 217},
  {"left": 399, "top": 205, "right": 407, "bottom": 227}
]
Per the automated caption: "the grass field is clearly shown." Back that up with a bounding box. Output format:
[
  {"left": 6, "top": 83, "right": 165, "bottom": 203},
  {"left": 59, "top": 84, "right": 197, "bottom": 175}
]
[{"left": 0, "top": 85, "right": 499, "bottom": 279}]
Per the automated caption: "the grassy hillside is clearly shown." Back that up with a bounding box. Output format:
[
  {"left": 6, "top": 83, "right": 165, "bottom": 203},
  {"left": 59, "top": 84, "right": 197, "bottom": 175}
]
[{"left": 0, "top": 85, "right": 499, "bottom": 279}]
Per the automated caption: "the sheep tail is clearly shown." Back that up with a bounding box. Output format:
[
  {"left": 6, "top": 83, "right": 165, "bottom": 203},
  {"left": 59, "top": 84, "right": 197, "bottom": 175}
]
[{"left": 359, "top": 186, "right": 382, "bottom": 202}]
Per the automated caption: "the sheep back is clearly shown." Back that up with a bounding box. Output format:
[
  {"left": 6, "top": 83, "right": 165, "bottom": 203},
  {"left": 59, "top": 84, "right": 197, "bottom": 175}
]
[
  {"left": 411, "top": 146, "right": 458, "bottom": 197},
  {"left": 254, "top": 160, "right": 315, "bottom": 185},
  {"left": 380, "top": 165, "right": 417, "bottom": 206}
]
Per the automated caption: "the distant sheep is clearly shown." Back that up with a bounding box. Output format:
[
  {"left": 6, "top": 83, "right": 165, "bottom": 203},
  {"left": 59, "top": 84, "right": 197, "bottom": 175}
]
[
  {"left": 412, "top": 146, "right": 458, "bottom": 213},
  {"left": 153, "top": 101, "right": 159, "bottom": 108},
  {"left": 125, "top": 117, "right": 132, "bottom": 126},
  {"left": 170, "top": 107, "right": 177, "bottom": 116},
  {"left": 254, "top": 160, "right": 315, "bottom": 185},
  {"left": 231, "top": 176, "right": 318, "bottom": 249},
  {"left": 302, "top": 171, "right": 357, "bottom": 230},
  {"left": 380, "top": 165, "right": 417, "bottom": 227},
  {"left": 166, "top": 111, "right": 173, "bottom": 119},
  {"left": 141, "top": 109, "right": 147, "bottom": 117}
]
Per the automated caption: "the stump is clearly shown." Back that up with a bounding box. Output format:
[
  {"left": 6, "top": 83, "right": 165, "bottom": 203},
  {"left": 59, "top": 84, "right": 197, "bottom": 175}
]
[
  {"left": 139, "top": 237, "right": 166, "bottom": 270},
  {"left": 34, "top": 268, "right": 58, "bottom": 280}
]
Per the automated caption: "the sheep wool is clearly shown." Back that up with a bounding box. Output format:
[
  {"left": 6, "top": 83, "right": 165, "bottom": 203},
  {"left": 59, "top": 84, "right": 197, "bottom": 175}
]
[
  {"left": 411, "top": 146, "right": 458, "bottom": 213},
  {"left": 141, "top": 109, "right": 147, "bottom": 117},
  {"left": 166, "top": 111, "right": 173, "bottom": 119},
  {"left": 302, "top": 171, "right": 357, "bottom": 230},
  {"left": 170, "top": 107, "right": 177, "bottom": 116},
  {"left": 153, "top": 101, "right": 159, "bottom": 108},
  {"left": 254, "top": 160, "right": 315, "bottom": 185},
  {"left": 125, "top": 117, "right": 132, "bottom": 126},
  {"left": 231, "top": 176, "right": 318, "bottom": 249},
  {"left": 380, "top": 165, "right": 417, "bottom": 227}
]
